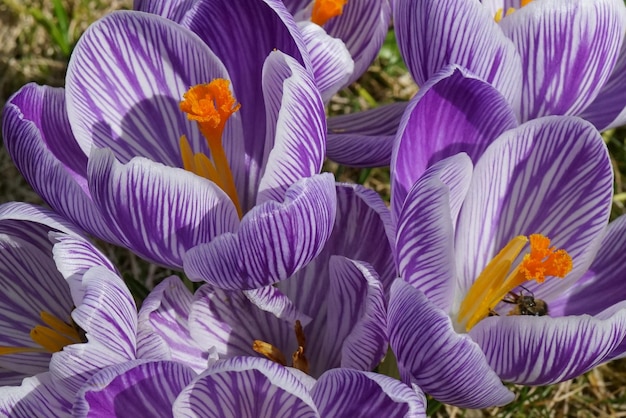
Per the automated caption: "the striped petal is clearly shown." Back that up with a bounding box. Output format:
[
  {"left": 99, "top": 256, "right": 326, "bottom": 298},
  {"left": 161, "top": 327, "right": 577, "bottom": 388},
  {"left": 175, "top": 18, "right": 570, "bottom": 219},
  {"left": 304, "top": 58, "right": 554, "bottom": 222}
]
[
  {"left": 0, "top": 232, "right": 72, "bottom": 376},
  {"left": 317, "top": 257, "right": 387, "bottom": 374},
  {"left": 172, "top": 357, "right": 318, "bottom": 417},
  {"left": 184, "top": 173, "right": 336, "bottom": 289},
  {"left": 312, "top": 369, "right": 426, "bottom": 418},
  {"left": 388, "top": 279, "right": 514, "bottom": 408},
  {"left": 87, "top": 148, "right": 239, "bottom": 269},
  {"left": 189, "top": 285, "right": 302, "bottom": 363},
  {"left": 500, "top": 0, "right": 625, "bottom": 121},
  {"left": 396, "top": 154, "right": 473, "bottom": 312},
  {"left": 326, "top": 102, "right": 408, "bottom": 167},
  {"left": 394, "top": 0, "right": 522, "bottom": 110},
  {"left": 74, "top": 360, "right": 196, "bottom": 418},
  {"left": 391, "top": 66, "right": 518, "bottom": 215},
  {"left": 470, "top": 310, "right": 626, "bottom": 385},
  {"left": 137, "top": 276, "right": 208, "bottom": 372},
  {"left": 2, "top": 84, "right": 121, "bottom": 244},
  {"left": 183, "top": 0, "right": 310, "bottom": 210},
  {"left": 580, "top": 39, "right": 626, "bottom": 130},
  {"left": 323, "top": 0, "right": 391, "bottom": 85},
  {"left": 66, "top": 10, "right": 232, "bottom": 166},
  {"left": 256, "top": 51, "right": 326, "bottom": 206},
  {"left": 455, "top": 116, "right": 613, "bottom": 299},
  {"left": 133, "top": 0, "right": 197, "bottom": 22},
  {"left": 299, "top": 21, "right": 353, "bottom": 102},
  {"left": 0, "top": 373, "right": 71, "bottom": 417},
  {"left": 51, "top": 233, "right": 118, "bottom": 303},
  {"left": 551, "top": 215, "right": 626, "bottom": 317},
  {"left": 70, "top": 266, "right": 137, "bottom": 360}
]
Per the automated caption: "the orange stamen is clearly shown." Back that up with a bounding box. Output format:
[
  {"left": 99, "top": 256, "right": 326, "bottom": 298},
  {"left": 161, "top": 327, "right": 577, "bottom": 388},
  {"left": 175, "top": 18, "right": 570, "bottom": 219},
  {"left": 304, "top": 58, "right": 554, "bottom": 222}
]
[
  {"left": 458, "top": 234, "right": 572, "bottom": 331},
  {"left": 311, "top": 0, "right": 347, "bottom": 26},
  {"left": 179, "top": 79, "right": 242, "bottom": 218},
  {"left": 494, "top": 1, "right": 533, "bottom": 22},
  {"left": 252, "top": 320, "right": 311, "bottom": 374}
]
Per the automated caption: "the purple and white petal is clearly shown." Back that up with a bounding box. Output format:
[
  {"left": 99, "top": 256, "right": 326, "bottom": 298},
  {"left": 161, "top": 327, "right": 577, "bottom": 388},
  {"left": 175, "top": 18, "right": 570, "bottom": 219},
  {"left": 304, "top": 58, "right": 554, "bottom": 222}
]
[
  {"left": 0, "top": 233, "right": 72, "bottom": 376},
  {"left": 184, "top": 174, "right": 336, "bottom": 289},
  {"left": 326, "top": 102, "right": 408, "bottom": 167},
  {"left": 74, "top": 360, "right": 196, "bottom": 418},
  {"left": 0, "top": 373, "right": 72, "bottom": 417},
  {"left": 313, "top": 369, "right": 426, "bottom": 418},
  {"left": 388, "top": 280, "right": 514, "bottom": 408},
  {"left": 456, "top": 116, "right": 613, "bottom": 298},
  {"left": 244, "top": 286, "right": 312, "bottom": 326},
  {"left": 580, "top": 38, "right": 626, "bottom": 130},
  {"left": 394, "top": 0, "right": 522, "bottom": 110},
  {"left": 172, "top": 357, "right": 318, "bottom": 417},
  {"left": 298, "top": 21, "right": 353, "bottom": 103},
  {"left": 551, "top": 215, "right": 626, "bottom": 317},
  {"left": 189, "top": 285, "right": 300, "bottom": 363},
  {"left": 470, "top": 310, "right": 626, "bottom": 385},
  {"left": 71, "top": 266, "right": 137, "bottom": 360},
  {"left": 391, "top": 66, "right": 518, "bottom": 214},
  {"left": 137, "top": 276, "right": 208, "bottom": 372},
  {"left": 88, "top": 148, "right": 239, "bottom": 269},
  {"left": 500, "top": 0, "right": 625, "bottom": 121},
  {"left": 257, "top": 52, "right": 326, "bottom": 206},
  {"left": 319, "top": 257, "right": 387, "bottom": 374},
  {"left": 324, "top": 0, "right": 391, "bottom": 85},
  {"left": 133, "top": 0, "right": 197, "bottom": 22},
  {"left": 66, "top": 10, "right": 232, "bottom": 166},
  {"left": 2, "top": 85, "right": 122, "bottom": 244},
  {"left": 396, "top": 154, "right": 473, "bottom": 312},
  {"left": 52, "top": 233, "right": 117, "bottom": 303}
]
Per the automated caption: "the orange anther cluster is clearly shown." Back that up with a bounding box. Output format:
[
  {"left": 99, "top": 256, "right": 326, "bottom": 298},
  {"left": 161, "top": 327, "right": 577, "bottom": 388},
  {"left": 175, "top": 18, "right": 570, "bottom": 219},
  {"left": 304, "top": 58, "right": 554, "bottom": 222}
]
[
  {"left": 311, "top": 0, "right": 348, "bottom": 26},
  {"left": 519, "top": 234, "right": 573, "bottom": 283},
  {"left": 180, "top": 79, "right": 240, "bottom": 130}
]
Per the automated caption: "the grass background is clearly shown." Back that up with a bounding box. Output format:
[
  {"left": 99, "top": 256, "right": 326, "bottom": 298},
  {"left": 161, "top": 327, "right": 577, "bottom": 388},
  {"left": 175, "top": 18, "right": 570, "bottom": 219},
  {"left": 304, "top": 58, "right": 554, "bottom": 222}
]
[{"left": 2, "top": 1, "right": 626, "bottom": 416}]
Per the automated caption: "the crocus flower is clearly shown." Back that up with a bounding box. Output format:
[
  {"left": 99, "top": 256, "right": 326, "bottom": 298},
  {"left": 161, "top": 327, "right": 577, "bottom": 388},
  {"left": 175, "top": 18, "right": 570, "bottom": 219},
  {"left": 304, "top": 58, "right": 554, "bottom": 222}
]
[
  {"left": 72, "top": 357, "right": 427, "bottom": 417},
  {"left": 395, "top": 0, "right": 626, "bottom": 129},
  {"left": 386, "top": 66, "right": 626, "bottom": 408},
  {"left": 3, "top": 1, "right": 336, "bottom": 287},
  {"left": 0, "top": 203, "right": 138, "bottom": 416},
  {"left": 140, "top": 184, "right": 393, "bottom": 377}
]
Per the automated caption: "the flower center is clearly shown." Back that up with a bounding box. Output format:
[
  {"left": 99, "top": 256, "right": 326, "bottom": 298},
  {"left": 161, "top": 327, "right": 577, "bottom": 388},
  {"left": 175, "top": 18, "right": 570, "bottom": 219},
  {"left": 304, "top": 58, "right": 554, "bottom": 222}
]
[
  {"left": 457, "top": 234, "right": 572, "bottom": 332},
  {"left": 0, "top": 311, "right": 87, "bottom": 355},
  {"left": 179, "top": 79, "right": 242, "bottom": 218},
  {"left": 494, "top": 0, "right": 533, "bottom": 23},
  {"left": 252, "top": 320, "right": 310, "bottom": 374},
  {"left": 311, "top": 0, "right": 348, "bottom": 26}
]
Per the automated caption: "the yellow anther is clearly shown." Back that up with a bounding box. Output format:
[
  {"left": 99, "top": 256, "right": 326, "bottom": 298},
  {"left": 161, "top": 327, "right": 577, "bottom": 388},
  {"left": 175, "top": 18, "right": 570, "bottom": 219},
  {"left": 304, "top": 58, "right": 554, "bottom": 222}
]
[
  {"left": 458, "top": 234, "right": 572, "bottom": 331},
  {"left": 179, "top": 79, "right": 242, "bottom": 218},
  {"left": 252, "top": 320, "right": 311, "bottom": 374},
  {"left": 494, "top": 1, "right": 533, "bottom": 22},
  {"left": 311, "top": 0, "right": 347, "bottom": 26}
]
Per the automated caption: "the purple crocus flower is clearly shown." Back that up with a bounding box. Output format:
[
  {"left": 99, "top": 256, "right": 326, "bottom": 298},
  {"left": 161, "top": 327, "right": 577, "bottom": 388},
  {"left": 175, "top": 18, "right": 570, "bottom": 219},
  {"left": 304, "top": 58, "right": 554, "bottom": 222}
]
[
  {"left": 395, "top": 0, "right": 626, "bottom": 128},
  {"left": 3, "top": 2, "right": 336, "bottom": 288},
  {"left": 329, "top": 0, "right": 626, "bottom": 168},
  {"left": 0, "top": 203, "right": 138, "bottom": 416},
  {"left": 139, "top": 184, "right": 393, "bottom": 377},
  {"left": 386, "top": 66, "right": 626, "bottom": 408},
  {"left": 72, "top": 357, "right": 427, "bottom": 417}
]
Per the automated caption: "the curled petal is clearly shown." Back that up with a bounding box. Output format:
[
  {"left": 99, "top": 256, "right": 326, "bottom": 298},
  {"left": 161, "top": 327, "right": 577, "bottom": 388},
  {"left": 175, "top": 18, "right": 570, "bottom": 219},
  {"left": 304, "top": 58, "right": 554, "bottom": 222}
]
[
  {"left": 470, "top": 310, "right": 626, "bottom": 385},
  {"left": 88, "top": 149, "right": 239, "bottom": 269},
  {"left": 172, "top": 357, "right": 318, "bottom": 417},
  {"left": 74, "top": 360, "right": 196, "bottom": 418},
  {"left": 184, "top": 174, "right": 336, "bottom": 289},
  {"left": 391, "top": 66, "right": 518, "bottom": 212},
  {"left": 388, "top": 280, "right": 514, "bottom": 408},
  {"left": 313, "top": 369, "right": 426, "bottom": 418}
]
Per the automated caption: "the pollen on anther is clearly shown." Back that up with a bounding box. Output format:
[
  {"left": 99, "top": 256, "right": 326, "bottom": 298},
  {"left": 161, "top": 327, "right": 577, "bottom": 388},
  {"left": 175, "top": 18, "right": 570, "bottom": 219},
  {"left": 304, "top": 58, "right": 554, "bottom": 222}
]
[
  {"left": 519, "top": 234, "right": 572, "bottom": 283},
  {"left": 179, "top": 79, "right": 240, "bottom": 128},
  {"left": 311, "top": 0, "right": 348, "bottom": 26}
]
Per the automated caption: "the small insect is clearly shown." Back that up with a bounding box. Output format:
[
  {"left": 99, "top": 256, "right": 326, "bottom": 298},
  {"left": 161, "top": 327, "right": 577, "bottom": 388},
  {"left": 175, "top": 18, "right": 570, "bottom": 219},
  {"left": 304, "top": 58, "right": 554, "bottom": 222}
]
[{"left": 503, "top": 287, "right": 549, "bottom": 317}]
